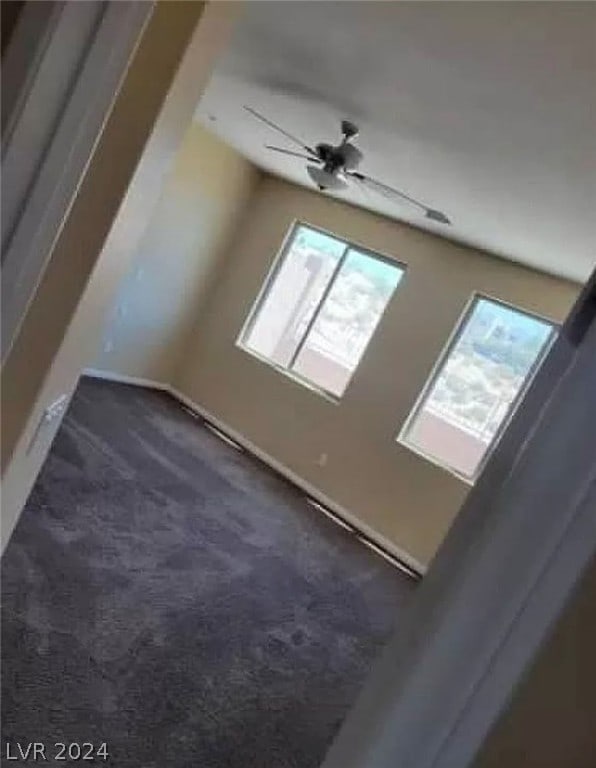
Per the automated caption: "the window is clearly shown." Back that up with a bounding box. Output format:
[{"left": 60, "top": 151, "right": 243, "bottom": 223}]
[
  {"left": 239, "top": 223, "right": 405, "bottom": 397},
  {"left": 399, "top": 295, "right": 555, "bottom": 481}
]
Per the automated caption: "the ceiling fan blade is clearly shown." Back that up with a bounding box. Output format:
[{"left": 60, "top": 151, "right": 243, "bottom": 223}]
[
  {"left": 349, "top": 172, "right": 375, "bottom": 202},
  {"left": 265, "top": 145, "right": 321, "bottom": 162},
  {"left": 244, "top": 106, "right": 317, "bottom": 156},
  {"left": 348, "top": 172, "right": 423, "bottom": 208},
  {"left": 348, "top": 171, "right": 451, "bottom": 225}
]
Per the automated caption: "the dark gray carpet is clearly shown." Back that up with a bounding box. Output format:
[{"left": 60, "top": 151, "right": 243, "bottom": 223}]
[{"left": 1, "top": 377, "right": 415, "bottom": 767}]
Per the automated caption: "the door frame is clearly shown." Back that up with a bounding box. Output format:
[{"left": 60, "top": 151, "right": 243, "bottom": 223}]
[
  {"left": 322, "top": 273, "right": 596, "bottom": 768},
  {"left": 1, "top": 0, "right": 154, "bottom": 363}
]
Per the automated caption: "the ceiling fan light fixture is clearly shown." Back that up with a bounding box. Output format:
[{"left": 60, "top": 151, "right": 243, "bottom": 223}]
[
  {"left": 307, "top": 165, "right": 347, "bottom": 191},
  {"left": 243, "top": 107, "right": 451, "bottom": 224}
]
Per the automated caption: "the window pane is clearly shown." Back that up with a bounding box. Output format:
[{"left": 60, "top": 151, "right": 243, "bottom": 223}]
[
  {"left": 242, "top": 225, "right": 345, "bottom": 367},
  {"left": 292, "top": 249, "right": 404, "bottom": 396},
  {"left": 402, "top": 297, "right": 554, "bottom": 479}
]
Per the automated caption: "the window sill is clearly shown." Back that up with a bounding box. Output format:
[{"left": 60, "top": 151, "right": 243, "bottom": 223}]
[
  {"left": 236, "top": 344, "right": 342, "bottom": 406},
  {"left": 396, "top": 436, "right": 477, "bottom": 486}
]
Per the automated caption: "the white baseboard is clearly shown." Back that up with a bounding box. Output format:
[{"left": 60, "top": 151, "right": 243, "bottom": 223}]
[
  {"left": 83, "top": 368, "right": 170, "bottom": 391},
  {"left": 82, "top": 368, "right": 425, "bottom": 577},
  {"left": 168, "top": 384, "right": 425, "bottom": 578}
]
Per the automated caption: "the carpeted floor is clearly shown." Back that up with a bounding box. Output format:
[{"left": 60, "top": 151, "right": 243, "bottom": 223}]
[{"left": 1, "top": 377, "right": 415, "bottom": 767}]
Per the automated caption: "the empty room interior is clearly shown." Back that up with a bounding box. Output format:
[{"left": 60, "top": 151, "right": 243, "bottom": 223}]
[{"left": 2, "top": 2, "right": 596, "bottom": 767}]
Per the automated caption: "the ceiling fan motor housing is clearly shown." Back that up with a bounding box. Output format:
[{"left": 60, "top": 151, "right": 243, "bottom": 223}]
[
  {"left": 315, "top": 143, "right": 335, "bottom": 164},
  {"left": 339, "top": 143, "right": 363, "bottom": 170},
  {"left": 315, "top": 141, "right": 363, "bottom": 176}
]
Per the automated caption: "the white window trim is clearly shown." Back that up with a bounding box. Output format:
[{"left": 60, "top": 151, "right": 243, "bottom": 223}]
[
  {"left": 397, "top": 292, "right": 558, "bottom": 483},
  {"left": 236, "top": 220, "right": 406, "bottom": 400}
]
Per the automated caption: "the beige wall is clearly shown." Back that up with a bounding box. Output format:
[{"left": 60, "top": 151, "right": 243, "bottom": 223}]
[
  {"left": 174, "top": 175, "right": 579, "bottom": 567},
  {"left": 93, "top": 123, "right": 259, "bottom": 383},
  {"left": 473, "top": 555, "right": 596, "bottom": 768}
]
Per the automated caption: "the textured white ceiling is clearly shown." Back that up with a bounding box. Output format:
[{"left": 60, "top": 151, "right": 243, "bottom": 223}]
[{"left": 195, "top": 1, "right": 596, "bottom": 282}]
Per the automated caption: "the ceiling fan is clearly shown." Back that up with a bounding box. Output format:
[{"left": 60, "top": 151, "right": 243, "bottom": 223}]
[{"left": 244, "top": 105, "right": 451, "bottom": 225}]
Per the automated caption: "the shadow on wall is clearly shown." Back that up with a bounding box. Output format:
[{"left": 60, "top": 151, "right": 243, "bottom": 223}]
[{"left": 92, "top": 123, "right": 260, "bottom": 384}]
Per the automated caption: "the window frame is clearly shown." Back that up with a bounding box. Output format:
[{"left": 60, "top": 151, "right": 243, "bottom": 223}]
[
  {"left": 236, "top": 220, "right": 406, "bottom": 401},
  {"left": 397, "top": 292, "right": 558, "bottom": 484}
]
